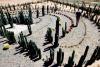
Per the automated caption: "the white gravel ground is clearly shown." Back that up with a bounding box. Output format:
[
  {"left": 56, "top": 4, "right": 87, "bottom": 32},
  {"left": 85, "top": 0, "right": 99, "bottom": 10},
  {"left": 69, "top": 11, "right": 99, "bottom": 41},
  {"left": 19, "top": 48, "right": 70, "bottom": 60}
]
[{"left": 0, "top": 1, "right": 100, "bottom": 67}]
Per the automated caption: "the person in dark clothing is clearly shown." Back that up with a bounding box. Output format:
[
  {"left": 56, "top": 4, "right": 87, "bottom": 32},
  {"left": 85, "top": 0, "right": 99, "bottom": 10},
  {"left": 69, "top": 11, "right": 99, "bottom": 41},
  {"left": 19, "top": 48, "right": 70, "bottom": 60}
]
[{"left": 76, "top": 11, "right": 81, "bottom": 27}]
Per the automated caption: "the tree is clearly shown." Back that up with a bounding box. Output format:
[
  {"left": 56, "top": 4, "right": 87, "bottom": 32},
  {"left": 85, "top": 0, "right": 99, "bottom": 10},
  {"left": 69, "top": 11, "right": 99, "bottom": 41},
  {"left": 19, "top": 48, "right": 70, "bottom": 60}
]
[{"left": 44, "top": 28, "right": 53, "bottom": 45}]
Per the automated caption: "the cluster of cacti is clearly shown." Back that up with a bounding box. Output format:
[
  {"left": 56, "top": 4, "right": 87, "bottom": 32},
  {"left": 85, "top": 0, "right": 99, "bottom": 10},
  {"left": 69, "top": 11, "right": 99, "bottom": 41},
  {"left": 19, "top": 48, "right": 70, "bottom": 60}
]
[
  {"left": 0, "top": 25, "right": 16, "bottom": 44},
  {"left": 53, "top": 16, "right": 60, "bottom": 48},
  {"left": 6, "top": 11, "right": 13, "bottom": 28},
  {"left": 44, "top": 28, "right": 53, "bottom": 45},
  {"left": 28, "top": 40, "right": 41, "bottom": 61},
  {"left": 44, "top": 48, "right": 54, "bottom": 66},
  {"left": 64, "top": 50, "right": 75, "bottom": 67},
  {"left": 0, "top": 4, "right": 33, "bottom": 25},
  {"left": 42, "top": 5, "right": 45, "bottom": 16},
  {"left": 6, "top": 31, "right": 16, "bottom": 44},
  {"left": 0, "top": 10, "right": 7, "bottom": 25},
  {"left": 75, "top": 46, "right": 89, "bottom": 67},
  {"left": 18, "top": 32, "right": 28, "bottom": 50},
  {"left": 57, "top": 48, "right": 64, "bottom": 66},
  {"left": 27, "top": 24, "right": 32, "bottom": 35},
  {"left": 18, "top": 32, "right": 41, "bottom": 61}
]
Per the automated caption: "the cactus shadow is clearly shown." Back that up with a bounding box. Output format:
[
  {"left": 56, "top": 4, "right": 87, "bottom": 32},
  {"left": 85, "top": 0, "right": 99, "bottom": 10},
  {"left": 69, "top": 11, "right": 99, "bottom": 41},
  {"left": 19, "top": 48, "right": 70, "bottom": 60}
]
[{"left": 14, "top": 45, "right": 41, "bottom": 62}]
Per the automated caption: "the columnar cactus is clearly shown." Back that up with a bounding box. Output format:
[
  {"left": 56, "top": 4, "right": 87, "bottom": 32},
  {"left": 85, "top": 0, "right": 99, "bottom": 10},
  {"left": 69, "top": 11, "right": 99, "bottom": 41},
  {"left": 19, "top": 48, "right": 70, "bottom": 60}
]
[
  {"left": 28, "top": 5, "right": 33, "bottom": 24},
  {"left": 36, "top": 9, "right": 39, "bottom": 18},
  {"left": 47, "top": 5, "right": 49, "bottom": 14},
  {"left": 44, "top": 48, "right": 54, "bottom": 66},
  {"left": 65, "top": 22, "right": 67, "bottom": 32},
  {"left": 85, "top": 46, "right": 100, "bottom": 67},
  {"left": 18, "top": 10, "right": 25, "bottom": 24},
  {"left": 61, "top": 27, "right": 65, "bottom": 38},
  {"left": 38, "top": 49, "right": 42, "bottom": 59},
  {"left": 2, "top": 25, "right": 7, "bottom": 37},
  {"left": 0, "top": 26, "right": 3, "bottom": 36},
  {"left": 53, "top": 17, "right": 60, "bottom": 48},
  {"left": 76, "top": 46, "right": 89, "bottom": 67},
  {"left": 44, "top": 27, "right": 53, "bottom": 45},
  {"left": 0, "top": 10, "right": 7, "bottom": 25},
  {"left": 6, "top": 11, "right": 13, "bottom": 28},
  {"left": 6, "top": 31, "right": 16, "bottom": 44},
  {"left": 57, "top": 48, "right": 64, "bottom": 66},
  {"left": 65, "top": 50, "right": 75, "bottom": 67},
  {"left": 18, "top": 32, "right": 28, "bottom": 50},
  {"left": 27, "top": 24, "right": 32, "bottom": 35},
  {"left": 42, "top": 5, "right": 45, "bottom": 16}
]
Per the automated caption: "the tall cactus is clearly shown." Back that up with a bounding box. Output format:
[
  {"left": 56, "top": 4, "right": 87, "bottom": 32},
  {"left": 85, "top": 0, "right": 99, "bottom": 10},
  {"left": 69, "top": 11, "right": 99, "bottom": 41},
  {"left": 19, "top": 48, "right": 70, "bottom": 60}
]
[
  {"left": 61, "top": 27, "right": 65, "bottom": 38},
  {"left": 44, "top": 48, "right": 54, "bottom": 66},
  {"left": 42, "top": 5, "right": 45, "bottom": 16},
  {"left": 44, "top": 27, "right": 53, "bottom": 45},
  {"left": 6, "top": 11, "right": 13, "bottom": 28},
  {"left": 53, "top": 17, "right": 60, "bottom": 48},
  {"left": 6, "top": 31, "right": 16, "bottom": 44},
  {"left": 50, "top": 48, "right": 54, "bottom": 61},
  {"left": 36, "top": 9, "right": 39, "bottom": 18},
  {"left": 28, "top": 40, "right": 38, "bottom": 58},
  {"left": 2, "top": 25, "right": 7, "bottom": 37},
  {"left": 0, "top": 10, "right": 7, "bottom": 25},
  {"left": 18, "top": 32, "right": 28, "bottom": 50},
  {"left": 65, "top": 22, "right": 67, "bottom": 32},
  {"left": 57, "top": 48, "right": 64, "bottom": 66},
  {"left": 28, "top": 5, "right": 33, "bottom": 24},
  {"left": 65, "top": 50, "right": 75, "bottom": 67},
  {"left": 76, "top": 46, "right": 89, "bottom": 67},
  {"left": 85, "top": 46, "right": 99, "bottom": 67},
  {"left": 38, "top": 49, "right": 42, "bottom": 59},
  {"left": 47, "top": 5, "right": 49, "bottom": 14},
  {"left": 27, "top": 24, "right": 32, "bottom": 35}
]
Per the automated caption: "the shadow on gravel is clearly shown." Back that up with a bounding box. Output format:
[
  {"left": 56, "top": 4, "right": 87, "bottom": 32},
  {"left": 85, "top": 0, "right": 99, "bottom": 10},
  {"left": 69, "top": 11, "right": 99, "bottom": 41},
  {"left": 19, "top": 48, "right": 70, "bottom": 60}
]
[{"left": 14, "top": 45, "right": 41, "bottom": 62}]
